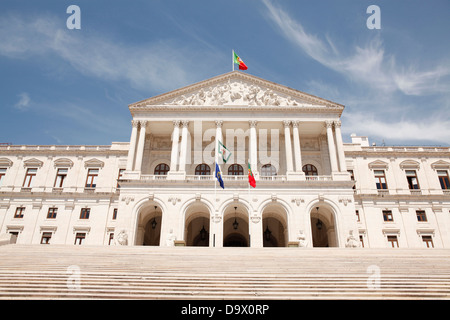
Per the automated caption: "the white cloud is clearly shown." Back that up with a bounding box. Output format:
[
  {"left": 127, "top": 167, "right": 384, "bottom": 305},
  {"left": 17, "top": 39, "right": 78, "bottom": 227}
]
[
  {"left": 0, "top": 14, "right": 220, "bottom": 93},
  {"left": 342, "top": 111, "right": 450, "bottom": 145},
  {"left": 14, "top": 92, "right": 31, "bottom": 110},
  {"left": 262, "top": 0, "right": 450, "bottom": 96}
]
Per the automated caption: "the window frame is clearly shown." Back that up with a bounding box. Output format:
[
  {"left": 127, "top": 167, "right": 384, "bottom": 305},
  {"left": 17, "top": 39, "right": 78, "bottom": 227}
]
[
  {"left": 422, "top": 235, "right": 434, "bottom": 248},
  {"left": 302, "top": 164, "right": 318, "bottom": 176},
  {"left": 261, "top": 164, "right": 277, "bottom": 177},
  {"left": 437, "top": 170, "right": 450, "bottom": 190},
  {"left": 14, "top": 207, "right": 25, "bottom": 219},
  {"left": 416, "top": 210, "right": 427, "bottom": 222},
  {"left": 154, "top": 163, "right": 169, "bottom": 175},
  {"left": 47, "top": 207, "right": 58, "bottom": 219},
  {"left": 227, "top": 164, "right": 244, "bottom": 176},
  {"left": 80, "top": 208, "right": 90, "bottom": 220},
  {"left": 195, "top": 163, "right": 211, "bottom": 175},
  {"left": 0, "top": 168, "right": 6, "bottom": 186},
  {"left": 74, "top": 233, "right": 86, "bottom": 245},
  {"left": 405, "top": 170, "right": 420, "bottom": 190},
  {"left": 374, "top": 170, "right": 388, "bottom": 190},
  {"left": 382, "top": 210, "right": 393, "bottom": 222},
  {"left": 23, "top": 168, "right": 37, "bottom": 187},
  {"left": 41, "top": 232, "right": 52, "bottom": 244},
  {"left": 54, "top": 168, "right": 68, "bottom": 188},
  {"left": 387, "top": 235, "right": 399, "bottom": 248},
  {"left": 85, "top": 168, "right": 99, "bottom": 188}
]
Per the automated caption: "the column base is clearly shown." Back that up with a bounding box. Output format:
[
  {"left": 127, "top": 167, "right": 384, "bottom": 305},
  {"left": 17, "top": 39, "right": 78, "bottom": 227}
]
[
  {"left": 287, "top": 171, "right": 306, "bottom": 181},
  {"left": 167, "top": 171, "right": 186, "bottom": 180},
  {"left": 331, "top": 171, "right": 351, "bottom": 181}
]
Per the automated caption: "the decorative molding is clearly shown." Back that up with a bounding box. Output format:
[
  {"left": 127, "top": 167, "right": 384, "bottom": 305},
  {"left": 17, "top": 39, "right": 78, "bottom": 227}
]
[
  {"left": 54, "top": 158, "right": 74, "bottom": 168},
  {"left": 84, "top": 158, "right": 105, "bottom": 168},
  {"left": 23, "top": 158, "right": 44, "bottom": 168},
  {"left": 0, "top": 157, "right": 13, "bottom": 167}
]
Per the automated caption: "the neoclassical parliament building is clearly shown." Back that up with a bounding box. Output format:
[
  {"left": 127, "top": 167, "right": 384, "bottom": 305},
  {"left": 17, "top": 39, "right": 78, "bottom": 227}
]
[{"left": 1, "top": 71, "right": 449, "bottom": 249}]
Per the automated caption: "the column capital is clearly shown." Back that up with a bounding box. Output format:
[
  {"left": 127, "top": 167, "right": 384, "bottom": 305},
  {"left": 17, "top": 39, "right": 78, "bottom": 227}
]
[
  {"left": 325, "top": 120, "right": 334, "bottom": 129},
  {"left": 139, "top": 120, "right": 148, "bottom": 128},
  {"left": 131, "top": 120, "right": 140, "bottom": 128},
  {"left": 173, "top": 120, "right": 181, "bottom": 127},
  {"left": 283, "top": 120, "right": 291, "bottom": 128},
  {"left": 249, "top": 120, "right": 258, "bottom": 128},
  {"left": 292, "top": 121, "right": 300, "bottom": 128},
  {"left": 181, "top": 120, "right": 190, "bottom": 128},
  {"left": 334, "top": 120, "right": 342, "bottom": 128},
  {"left": 215, "top": 120, "right": 223, "bottom": 128}
]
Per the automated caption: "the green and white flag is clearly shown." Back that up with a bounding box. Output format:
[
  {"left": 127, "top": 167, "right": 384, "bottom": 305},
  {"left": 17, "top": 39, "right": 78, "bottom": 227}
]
[{"left": 218, "top": 141, "right": 232, "bottom": 163}]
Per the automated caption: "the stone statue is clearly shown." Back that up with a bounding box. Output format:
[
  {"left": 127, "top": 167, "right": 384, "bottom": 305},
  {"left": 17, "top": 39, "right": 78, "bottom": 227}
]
[
  {"left": 115, "top": 230, "right": 128, "bottom": 246},
  {"left": 165, "top": 229, "right": 176, "bottom": 247},
  {"left": 297, "top": 230, "right": 308, "bottom": 248},
  {"left": 345, "top": 230, "right": 359, "bottom": 248}
]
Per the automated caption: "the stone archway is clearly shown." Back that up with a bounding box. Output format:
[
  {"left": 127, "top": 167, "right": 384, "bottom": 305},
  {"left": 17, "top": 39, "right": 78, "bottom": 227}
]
[
  {"left": 136, "top": 203, "right": 163, "bottom": 246},
  {"left": 184, "top": 202, "right": 211, "bottom": 247},
  {"left": 262, "top": 203, "right": 288, "bottom": 247},
  {"left": 310, "top": 205, "right": 338, "bottom": 247},
  {"left": 223, "top": 203, "right": 249, "bottom": 247}
]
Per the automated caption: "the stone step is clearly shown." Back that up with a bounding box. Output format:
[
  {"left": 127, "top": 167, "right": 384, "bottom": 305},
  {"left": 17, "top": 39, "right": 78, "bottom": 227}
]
[{"left": 1, "top": 245, "right": 449, "bottom": 299}]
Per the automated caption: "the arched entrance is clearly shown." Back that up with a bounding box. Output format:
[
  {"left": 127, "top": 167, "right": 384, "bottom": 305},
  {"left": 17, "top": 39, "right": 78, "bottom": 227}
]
[
  {"left": 136, "top": 204, "right": 163, "bottom": 246},
  {"left": 184, "top": 202, "right": 211, "bottom": 247},
  {"left": 223, "top": 204, "right": 249, "bottom": 247},
  {"left": 310, "top": 205, "right": 338, "bottom": 247},
  {"left": 262, "top": 203, "right": 288, "bottom": 247}
]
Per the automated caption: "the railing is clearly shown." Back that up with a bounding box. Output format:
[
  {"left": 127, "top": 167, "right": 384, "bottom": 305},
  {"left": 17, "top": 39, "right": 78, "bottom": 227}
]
[
  {"left": 140, "top": 175, "right": 168, "bottom": 181},
  {"left": 305, "top": 175, "right": 332, "bottom": 181}
]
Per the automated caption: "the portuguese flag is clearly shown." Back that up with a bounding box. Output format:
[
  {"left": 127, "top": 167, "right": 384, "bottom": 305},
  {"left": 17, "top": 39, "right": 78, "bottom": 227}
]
[
  {"left": 248, "top": 163, "right": 256, "bottom": 188},
  {"left": 233, "top": 50, "right": 248, "bottom": 70}
]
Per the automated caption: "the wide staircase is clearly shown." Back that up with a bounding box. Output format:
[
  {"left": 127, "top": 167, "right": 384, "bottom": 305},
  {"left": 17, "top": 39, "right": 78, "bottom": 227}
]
[{"left": 0, "top": 244, "right": 449, "bottom": 299}]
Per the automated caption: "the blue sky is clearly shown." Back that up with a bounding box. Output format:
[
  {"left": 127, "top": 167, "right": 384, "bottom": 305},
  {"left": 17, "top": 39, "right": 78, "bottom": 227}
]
[{"left": 0, "top": 0, "right": 449, "bottom": 146}]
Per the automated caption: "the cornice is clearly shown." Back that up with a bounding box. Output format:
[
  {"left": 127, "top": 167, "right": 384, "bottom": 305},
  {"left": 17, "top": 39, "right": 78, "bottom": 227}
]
[{"left": 129, "top": 71, "right": 344, "bottom": 114}]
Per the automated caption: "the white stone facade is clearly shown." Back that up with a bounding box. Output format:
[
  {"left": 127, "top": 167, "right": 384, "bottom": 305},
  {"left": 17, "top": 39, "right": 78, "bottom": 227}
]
[{"left": 0, "top": 71, "right": 449, "bottom": 248}]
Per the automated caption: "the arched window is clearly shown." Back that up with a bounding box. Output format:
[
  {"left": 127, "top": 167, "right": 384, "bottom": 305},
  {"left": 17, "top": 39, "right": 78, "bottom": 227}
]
[
  {"left": 228, "top": 164, "right": 244, "bottom": 175},
  {"left": 261, "top": 164, "right": 277, "bottom": 176},
  {"left": 195, "top": 164, "right": 211, "bottom": 175},
  {"left": 154, "top": 163, "right": 169, "bottom": 175},
  {"left": 302, "top": 164, "right": 318, "bottom": 176}
]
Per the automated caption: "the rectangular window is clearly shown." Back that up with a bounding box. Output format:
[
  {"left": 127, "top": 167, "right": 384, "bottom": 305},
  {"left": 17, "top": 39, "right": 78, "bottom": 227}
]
[
  {"left": 359, "top": 235, "right": 364, "bottom": 248},
  {"left": 41, "top": 232, "right": 52, "bottom": 244},
  {"left": 108, "top": 233, "right": 114, "bottom": 245},
  {"left": 348, "top": 170, "right": 356, "bottom": 189},
  {"left": 406, "top": 170, "right": 420, "bottom": 190},
  {"left": 382, "top": 210, "right": 393, "bottom": 222},
  {"left": 74, "top": 233, "right": 86, "bottom": 245},
  {"left": 23, "top": 168, "right": 37, "bottom": 187},
  {"left": 54, "top": 168, "right": 68, "bottom": 188},
  {"left": 14, "top": 207, "right": 25, "bottom": 218},
  {"left": 355, "top": 210, "right": 360, "bottom": 222},
  {"left": 437, "top": 170, "right": 450, "bottom": 190},
  {"left": 422, "top": 236, "right": 434, "bottom": 248},
  {"left": 117, "top": 168, "right": 125, "bottom": 188},
  {"left": 85, "top": 169, "right": 99, "bottom": 188},
  {"left": 374, "top": 170, "right": 388, "bottom": 190},
  {"left": 80, "top": 208, "right": 90, "bottom": 219},
  {"left": 47, "top": 207, "right": 58, "bottom": 219},
  {"left": 0, "top": 168, "right": 6, "bottom": 186},
  {"left": 416, "top": 210, "right": 427, "bottom": 222},
  {"left": 112, "top": 208, "right": 118, "bottom": 220},
  {"left": 387, "top": 235, "right": 399, "bottom": 248}
]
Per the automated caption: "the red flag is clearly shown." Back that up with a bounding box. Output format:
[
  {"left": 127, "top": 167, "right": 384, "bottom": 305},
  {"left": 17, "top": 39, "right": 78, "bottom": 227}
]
[
  {"left": 248, "top": 163, "right": 256, "bottom": 188},
  {"left": 233, "top": 51, "right": 248, "bottom": 70}
]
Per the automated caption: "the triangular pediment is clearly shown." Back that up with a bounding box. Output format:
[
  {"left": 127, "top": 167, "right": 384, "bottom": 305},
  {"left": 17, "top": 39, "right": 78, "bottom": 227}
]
[{"left": 129, "top": 71, "right": 344, "bottom": 113}]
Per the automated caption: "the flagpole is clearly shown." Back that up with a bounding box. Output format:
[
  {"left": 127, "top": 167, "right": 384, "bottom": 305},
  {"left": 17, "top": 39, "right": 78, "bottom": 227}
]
[{"left": 232, "top": 49, "right": 234, "bottom": 71}]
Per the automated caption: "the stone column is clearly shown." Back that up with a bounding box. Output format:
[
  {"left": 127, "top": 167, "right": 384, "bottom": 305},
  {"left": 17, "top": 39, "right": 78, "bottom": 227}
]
[
  {"left": 134, "top": 120, "right": 148, "bottom": 172},
  {"left": 169, "top": 120, "right": 181, "bottom": 172},
  {"left": 215, "top": 120, "right": 223, "bottom": 164},
  {"left": 325, "top": 120, "right": 338, "bottom": 173},
  {"left": 249, "top": 120, "right": 258, "bottom": 175},
  {"left": 178, "top": 120, "right": 190, "bottom": 173},
  {"left": 126, "top": 120, "right": 139, "bottom": 171},
  {"left": 283, "top": 120, "right": 294, "bottom": 174},
  {"left": 334, "top": 120, "right": 347, "bottom": 172},
  {"left": 292, "top": 121, "right": 304, "bottom": 172}
]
